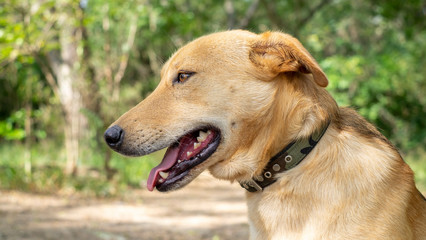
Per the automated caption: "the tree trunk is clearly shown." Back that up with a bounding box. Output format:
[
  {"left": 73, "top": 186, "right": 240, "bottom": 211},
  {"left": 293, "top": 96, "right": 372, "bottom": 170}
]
[{"left": 47, "top": 10, "right": 85, "bottom": 176}]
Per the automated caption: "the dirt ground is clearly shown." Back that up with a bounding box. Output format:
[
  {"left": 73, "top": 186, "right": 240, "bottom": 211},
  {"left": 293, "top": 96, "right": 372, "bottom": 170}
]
[{"left": 0, "top": 173, "right": 249, "bottom": 240}]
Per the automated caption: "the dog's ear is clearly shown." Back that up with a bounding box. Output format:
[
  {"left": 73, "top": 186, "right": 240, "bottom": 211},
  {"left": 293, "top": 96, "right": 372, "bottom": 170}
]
[{"left": 249, "top": 32, "right": 328, "bottom": 87}]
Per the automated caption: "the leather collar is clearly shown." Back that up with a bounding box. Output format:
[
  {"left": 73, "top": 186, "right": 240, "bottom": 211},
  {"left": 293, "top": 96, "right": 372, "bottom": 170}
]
[{"left": 239, "top": 121, "right": 330, "bottom": 192}]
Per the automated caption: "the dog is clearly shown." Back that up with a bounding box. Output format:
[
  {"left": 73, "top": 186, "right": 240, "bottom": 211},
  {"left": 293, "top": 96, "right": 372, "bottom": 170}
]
[{"left": 104, "top": 30, "right": 426, "bottom": 239}]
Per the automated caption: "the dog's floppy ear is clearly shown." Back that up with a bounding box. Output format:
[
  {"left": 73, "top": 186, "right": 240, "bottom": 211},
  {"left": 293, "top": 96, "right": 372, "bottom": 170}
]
[{"left": 249, "top": 32, "right": 328, "bottom": 87}]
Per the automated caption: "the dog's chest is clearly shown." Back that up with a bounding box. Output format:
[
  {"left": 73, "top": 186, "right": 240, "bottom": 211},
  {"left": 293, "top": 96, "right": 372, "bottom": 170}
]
[{"left": 246, "top": 191, "right": 337, "bottom": 240}]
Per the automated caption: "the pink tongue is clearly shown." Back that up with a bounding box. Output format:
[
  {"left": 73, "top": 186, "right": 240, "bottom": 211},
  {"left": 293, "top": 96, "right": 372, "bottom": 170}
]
[{"left": 147, "top": 146, "right": 179, "bottom": 191}]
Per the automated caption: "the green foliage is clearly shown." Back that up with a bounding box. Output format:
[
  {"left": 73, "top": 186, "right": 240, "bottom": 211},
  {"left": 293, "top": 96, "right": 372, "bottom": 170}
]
[
  {"left": 319, "top": 30, "right": 426, "bottom": 150},
  {"left": 0, "top": 110, "right": 26, "bottom": 140},
  {"left": 0, "top": 0, "right": 424, "bottom": 196},
  {"left": 0, "top": 108, "right": 47, "bottom": 140}
]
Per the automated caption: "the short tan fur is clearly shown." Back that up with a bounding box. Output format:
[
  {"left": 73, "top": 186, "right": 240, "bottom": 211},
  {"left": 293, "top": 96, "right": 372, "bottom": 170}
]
[{"left": 108, "top": 30, "right": 426, "bottom": 240}]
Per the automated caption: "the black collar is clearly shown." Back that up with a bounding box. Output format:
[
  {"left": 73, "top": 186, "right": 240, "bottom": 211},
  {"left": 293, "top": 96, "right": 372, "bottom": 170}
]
[{"left": 239, "top": 121, "right": 330, "bottom": 192}]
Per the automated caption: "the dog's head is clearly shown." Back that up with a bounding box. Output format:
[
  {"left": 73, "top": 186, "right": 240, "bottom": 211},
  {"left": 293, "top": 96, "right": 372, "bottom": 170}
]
[{"left": 104, "top": 30, "right": 330, "bottom": 192}]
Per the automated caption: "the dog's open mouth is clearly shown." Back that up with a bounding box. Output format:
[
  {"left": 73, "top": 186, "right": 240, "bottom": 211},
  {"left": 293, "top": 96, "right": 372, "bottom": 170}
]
[{"left": 147, "top": 128, "right": 220, "bottom": 192}]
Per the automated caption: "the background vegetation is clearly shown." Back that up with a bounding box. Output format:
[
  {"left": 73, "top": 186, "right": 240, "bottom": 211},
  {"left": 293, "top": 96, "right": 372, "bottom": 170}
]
[{"left": 0, "top": 0, "right": 425, "bottom": 197}]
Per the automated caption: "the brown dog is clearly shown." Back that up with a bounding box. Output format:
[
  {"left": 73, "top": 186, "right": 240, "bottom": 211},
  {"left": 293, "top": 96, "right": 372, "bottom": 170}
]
[{"left": 104, "top": 30, "right": 426, "bottom": 239}]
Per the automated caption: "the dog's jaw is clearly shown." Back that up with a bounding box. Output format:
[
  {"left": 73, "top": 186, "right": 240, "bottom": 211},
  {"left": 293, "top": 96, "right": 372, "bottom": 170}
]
[
  {"left": 153, "top": 128, "right": 221, "bottom": 192},
  {"left": 207, "top": 131, "right": 272, "bottom": 182}
]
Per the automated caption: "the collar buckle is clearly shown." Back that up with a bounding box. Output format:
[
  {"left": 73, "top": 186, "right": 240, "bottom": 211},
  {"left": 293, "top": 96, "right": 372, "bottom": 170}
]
[
  {"left": 240, "top": 179, "right": 263, "bottom": 192},
  {"left": 239, "top": 121, "right": 330, "bottom": 193}
]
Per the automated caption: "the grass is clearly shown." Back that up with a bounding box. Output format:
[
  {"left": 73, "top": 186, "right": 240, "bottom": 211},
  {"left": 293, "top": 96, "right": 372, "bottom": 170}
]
[
  {"left": 0, "top": 141, "right": 425, "bottom": 196},
  {"left": 0, "top": 141, "right": 162, "bottom": 197}
]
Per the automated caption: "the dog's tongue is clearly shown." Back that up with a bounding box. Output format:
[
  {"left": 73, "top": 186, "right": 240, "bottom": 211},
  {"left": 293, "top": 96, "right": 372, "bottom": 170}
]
[{"left": 147, "top": 146, "right": 179, "bottom": 191}]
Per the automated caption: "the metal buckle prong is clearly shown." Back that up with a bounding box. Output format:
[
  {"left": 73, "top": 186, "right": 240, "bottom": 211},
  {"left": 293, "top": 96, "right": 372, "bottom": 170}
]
[{"left": 248, "top": 179, "right": 263, "bottom": 191}]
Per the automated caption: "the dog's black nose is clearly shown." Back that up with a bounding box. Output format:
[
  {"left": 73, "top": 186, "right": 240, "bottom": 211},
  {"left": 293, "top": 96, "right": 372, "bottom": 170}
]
[{"left": 104, "top": 125, "right": 124, "bottom": 148}]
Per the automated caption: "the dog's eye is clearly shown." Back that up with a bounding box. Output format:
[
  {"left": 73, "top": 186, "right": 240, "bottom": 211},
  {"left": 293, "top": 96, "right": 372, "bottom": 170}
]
[{"left": 175, "top": 72, "right": 194, "bottom": 84}]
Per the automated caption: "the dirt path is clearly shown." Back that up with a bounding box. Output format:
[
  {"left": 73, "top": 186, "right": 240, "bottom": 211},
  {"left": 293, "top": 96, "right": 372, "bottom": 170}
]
[{"left": 0, "top": 173, "right": 249, "bottom": 240}]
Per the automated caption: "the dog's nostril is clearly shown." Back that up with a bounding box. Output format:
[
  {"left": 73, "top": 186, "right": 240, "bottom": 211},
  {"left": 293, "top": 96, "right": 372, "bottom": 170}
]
[{"left": 104, "top": 125, "right": 124, "bottom": 147}]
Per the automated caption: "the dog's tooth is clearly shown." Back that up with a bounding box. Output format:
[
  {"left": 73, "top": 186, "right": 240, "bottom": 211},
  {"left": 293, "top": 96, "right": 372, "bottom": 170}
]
[
  {"left": 197, "top": 131, "right": 208, "bottom": 142},
  {"left": 207, "top": 130, "right": 212, "bottom": 135},
  {"left": 159, "top": 171, "right": 169, "bottom": 179},
  {"left": 158, "top": 178, "right": 164, "bottom": 183},
  {"left": 178, "top": 159, "right": 182, "bottom": 163},
  {"left": 194, "top": 142, "right": 201, "bottom": 149},
  {"left": 187, "top": 151, "right": 192, "bottom": 157}
]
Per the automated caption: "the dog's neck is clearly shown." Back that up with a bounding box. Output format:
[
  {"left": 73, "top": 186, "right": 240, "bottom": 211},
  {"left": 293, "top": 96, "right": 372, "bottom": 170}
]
[{"left": 239, "top": 120, "right": 330, "bottom": 192}]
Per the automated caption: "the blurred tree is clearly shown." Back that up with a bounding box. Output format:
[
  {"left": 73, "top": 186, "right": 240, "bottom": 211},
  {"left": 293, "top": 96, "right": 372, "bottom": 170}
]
[
  {"left": 0, "top": 0, "right": 90, "bottom": 175},
  {"left": 45, "top": 1, "right": 86, "bottom": 175}
]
